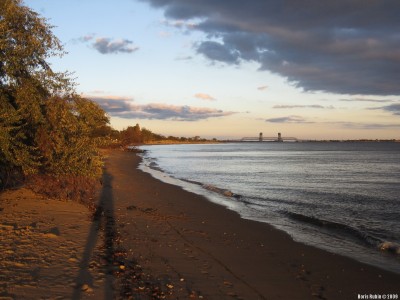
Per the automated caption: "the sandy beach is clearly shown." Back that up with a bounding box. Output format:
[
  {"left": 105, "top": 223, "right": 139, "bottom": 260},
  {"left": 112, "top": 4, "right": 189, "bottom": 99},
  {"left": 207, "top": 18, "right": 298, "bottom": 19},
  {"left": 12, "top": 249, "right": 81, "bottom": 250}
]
[{"left": 1, "top": 149, "right": 399, "bottom": 299}]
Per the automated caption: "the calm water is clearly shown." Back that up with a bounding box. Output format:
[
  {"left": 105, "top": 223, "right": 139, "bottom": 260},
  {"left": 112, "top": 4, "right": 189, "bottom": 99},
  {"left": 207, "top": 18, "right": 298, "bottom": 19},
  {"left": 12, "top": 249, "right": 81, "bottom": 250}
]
[{"left": 139, "top": 142, "right": 400, "bottom": 273}]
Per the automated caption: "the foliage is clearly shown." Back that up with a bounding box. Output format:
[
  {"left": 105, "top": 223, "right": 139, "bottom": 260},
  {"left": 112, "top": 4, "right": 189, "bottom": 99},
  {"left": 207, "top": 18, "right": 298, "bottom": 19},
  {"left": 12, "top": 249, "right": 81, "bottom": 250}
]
[
  {"left": 35, "top": 95, "right": 107, "bottom": 177},
  {"left": 120, "top": 123, "right": 143, "bottom": 145},
  {"left": 0, "top": 0, "right": 108, "bottom": 190},
  {"left": 28, "top": 174, "right": 99, "bottom": 208},
  {"left": 118, "top": 123, "right": 213, "bottom": 145}
]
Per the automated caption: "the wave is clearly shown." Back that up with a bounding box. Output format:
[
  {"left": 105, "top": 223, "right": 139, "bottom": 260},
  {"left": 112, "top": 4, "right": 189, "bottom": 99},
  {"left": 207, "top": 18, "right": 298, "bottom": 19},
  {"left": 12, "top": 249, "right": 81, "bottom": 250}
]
[
  {"left": 285, "top": 211, "right": 400, "bottom": 256},
  {"left": 284, "top": 211, "right": 382, "bottom": 248},
  {"left": 180, "top": 179, "right": 239, "bottom": 199}
]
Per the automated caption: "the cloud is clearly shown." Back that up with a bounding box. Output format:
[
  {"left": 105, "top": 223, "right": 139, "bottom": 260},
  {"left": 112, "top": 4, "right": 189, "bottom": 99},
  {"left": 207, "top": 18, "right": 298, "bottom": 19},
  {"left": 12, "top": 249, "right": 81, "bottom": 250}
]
[
  {"left": 196, "top": 41, "right": 240, "bottom": 64},
  {"left": 142, "top": 0, "right": 400, "bottom": 95},
  {"left": 257, "top": 85, "right": 268, "bottom": 91},
  {"left": 369, "top": 103, "right": 400, "bottom": 116},
  {"left": 340, "top": 98, "right": 394, "bottom": 103},
  {"left": 70, "top": 34, "right": 95, "bottom": 44},
  {"left": 85, "top": 95, "right": 134, "bottom": 113},
  {"left": 264, "top": 116, "right": 400, "bottom": 128},
  {"left": 162, "top": 19, "right": 199, "bottom": 31},
  {"left": 75, "top": 35, "right": 139, "bottom": 54},
  {"left": 194, "top": 93, "right": 216, "bottom": 101},
  {"left": 81, "top": 35, "right": 94, "bottom": 42},
  {"left": 125, "top": 103, "right": 234, "bottom": 121},
  {"left": 175, "top": 55, "right": 193, "bottom": 61},
  {"left": 92, "top": 37, "right": 139, "bottom": 54},
  {"left": 86, "top": 95, "right": 234, "bottom": 121},
  {"left": 331, "top": 122, "right": 400, "bottom": 130},
  {"left": 273, "top": 104, "right": 334, "bottom": 109},
  {"left": 265, "top": 115, "right": 313, "bottom": 123}
]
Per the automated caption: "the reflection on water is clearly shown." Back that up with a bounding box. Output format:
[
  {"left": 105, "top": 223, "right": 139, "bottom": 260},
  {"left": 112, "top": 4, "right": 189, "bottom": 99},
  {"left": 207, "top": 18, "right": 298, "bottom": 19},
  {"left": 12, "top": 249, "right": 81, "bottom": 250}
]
[{"left": 139, "top": 142, "right": 400, "bottom": 273}]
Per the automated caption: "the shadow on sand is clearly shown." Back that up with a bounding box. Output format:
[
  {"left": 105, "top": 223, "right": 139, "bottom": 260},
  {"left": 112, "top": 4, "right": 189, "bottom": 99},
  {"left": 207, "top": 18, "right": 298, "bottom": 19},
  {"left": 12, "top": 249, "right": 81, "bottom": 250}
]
[
  {"left": 72, "top": 157, "right": 172, "bottom": 299},
  {"left": 72, "top": 170, "right": 116, "bottom": 299}
]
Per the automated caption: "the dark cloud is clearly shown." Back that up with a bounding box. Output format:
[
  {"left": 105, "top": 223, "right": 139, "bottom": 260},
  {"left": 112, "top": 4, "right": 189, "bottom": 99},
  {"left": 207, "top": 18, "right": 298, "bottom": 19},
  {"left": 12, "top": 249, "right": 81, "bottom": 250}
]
[
  {"left": 265, "top": 115, "right": 313, "bottom": 123},
  {"left": 75, "top": 35, "right": 139, "bottom": 54},
  {"left": 87, "top": 96, "right": 134, "bottom": 113},
  {"left": 144, "top": 0, "right": 400, "bottom": 95},
  {"left": 340, "top": 98, "right": 394, "bottom": 103},
  {"left": 92, "top": 37, "right": 139, "bottom": 54},
  {"left": 125, "top": 103, "right": 234, "bottom": 121},
  {"left": 369, "top": 103, "right": 400, "bottom": 116},
  {"left": 196, "top": 41, "right": 240, "bottom": 64},
  {"left": 87, "top": 95, "right": 234, "bottom": 121},
  {"left": 273, "top": 104, "right": 333, "bottom": 109}
]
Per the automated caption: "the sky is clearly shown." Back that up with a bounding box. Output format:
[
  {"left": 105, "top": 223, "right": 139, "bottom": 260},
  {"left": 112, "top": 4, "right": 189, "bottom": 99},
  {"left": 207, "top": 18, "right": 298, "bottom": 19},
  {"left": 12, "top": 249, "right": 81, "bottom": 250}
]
[{"left": 24, "top": 0, "right": 400, "bottom": 140}]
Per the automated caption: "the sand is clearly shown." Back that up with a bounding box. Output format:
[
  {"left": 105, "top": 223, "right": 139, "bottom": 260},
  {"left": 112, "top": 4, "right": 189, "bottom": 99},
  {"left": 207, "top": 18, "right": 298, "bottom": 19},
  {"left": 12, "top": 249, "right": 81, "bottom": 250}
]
[
  {"left": 1, "top": 149, "right": 399, "bottom": 299},
  {"left": 0, "top": 188, "right": 109, "bottom": 299}
]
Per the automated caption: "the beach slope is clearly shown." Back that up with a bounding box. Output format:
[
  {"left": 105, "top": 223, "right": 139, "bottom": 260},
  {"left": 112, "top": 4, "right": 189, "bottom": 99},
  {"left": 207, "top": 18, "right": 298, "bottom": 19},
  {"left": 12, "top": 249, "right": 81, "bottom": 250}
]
[
  {"left": 103, "top": 150, "right": 400, "bottom": 299},
  {"left": 1, "top": 149, "right": 399, "bottom": 299}
]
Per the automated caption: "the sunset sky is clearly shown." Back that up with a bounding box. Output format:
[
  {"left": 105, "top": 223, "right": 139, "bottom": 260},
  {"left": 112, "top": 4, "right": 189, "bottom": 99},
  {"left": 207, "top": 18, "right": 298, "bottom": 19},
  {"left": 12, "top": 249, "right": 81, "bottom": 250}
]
[{"left": 24, "top": 0, "right": 400, "bottom": 140}]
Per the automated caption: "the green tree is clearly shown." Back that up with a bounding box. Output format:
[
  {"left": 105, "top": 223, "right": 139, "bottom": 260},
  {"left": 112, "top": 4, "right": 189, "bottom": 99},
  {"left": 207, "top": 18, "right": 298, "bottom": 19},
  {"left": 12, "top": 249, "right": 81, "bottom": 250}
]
[
  {"left": 73, "top": 96, "right": 111, "bottom": 145},
  {"left": 0, "top": 0, "right": 70, "bottom": 92},
  {"left": 0, "top": 0, "right": 107, "bottom": 188}
]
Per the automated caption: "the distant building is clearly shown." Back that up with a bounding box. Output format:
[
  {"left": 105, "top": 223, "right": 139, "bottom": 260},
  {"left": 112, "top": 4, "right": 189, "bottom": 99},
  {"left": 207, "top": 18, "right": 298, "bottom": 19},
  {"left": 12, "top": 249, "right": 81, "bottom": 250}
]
[{"left": 277, "top": 132, "right": 283, "bottom": 142}]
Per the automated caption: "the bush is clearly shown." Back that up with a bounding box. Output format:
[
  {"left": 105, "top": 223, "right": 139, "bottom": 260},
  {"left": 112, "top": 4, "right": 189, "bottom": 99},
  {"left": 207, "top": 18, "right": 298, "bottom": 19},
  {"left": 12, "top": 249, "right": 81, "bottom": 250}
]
[{"left": 27, "top": 174, "right": 100, "bottom": 209}]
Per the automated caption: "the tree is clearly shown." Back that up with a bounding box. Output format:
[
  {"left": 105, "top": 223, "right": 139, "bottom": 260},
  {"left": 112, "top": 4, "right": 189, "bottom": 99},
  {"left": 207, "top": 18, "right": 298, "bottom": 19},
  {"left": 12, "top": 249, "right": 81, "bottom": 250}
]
[
  {"left": 120, "top": 123, "right": 142, "bottom": 145},
  {"left": 141, "top": 128, "right": 154, "bottom": 143},
  {"left": 0, "top": 0, "right": 70, "bottom": 93},
  {"left": 35, "top": 95, "right": 107, "bottom": 177},
  {"left": 0, "top": 0, "right": 107, "bottom": 188},
  {"left": 73, "top": 96, "right": 111, "bottom": 144}
]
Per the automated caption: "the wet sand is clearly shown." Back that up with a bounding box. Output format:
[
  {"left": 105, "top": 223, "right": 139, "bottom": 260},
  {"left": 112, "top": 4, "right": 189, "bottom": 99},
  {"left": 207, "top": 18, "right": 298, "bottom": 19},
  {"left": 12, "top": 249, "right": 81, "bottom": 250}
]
[
  {"left": 103, "top": 150, "right": 399, "bottom": 299},
  {"left": 1, "top": 149, "right": 399, "bottom": 299}
]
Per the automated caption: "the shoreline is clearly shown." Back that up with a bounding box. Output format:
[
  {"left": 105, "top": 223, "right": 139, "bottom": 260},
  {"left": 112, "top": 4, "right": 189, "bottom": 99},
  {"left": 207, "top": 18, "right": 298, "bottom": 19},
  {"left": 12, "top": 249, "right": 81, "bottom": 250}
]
[
  {"left": 138, "top": 142, "right": 400, "bottom": 275},
  {"left": 1, "top": 149, "right": 399, "bottom": 299},
  {"left": 107, "top": 150, "right": 400, "bottom": 298}
]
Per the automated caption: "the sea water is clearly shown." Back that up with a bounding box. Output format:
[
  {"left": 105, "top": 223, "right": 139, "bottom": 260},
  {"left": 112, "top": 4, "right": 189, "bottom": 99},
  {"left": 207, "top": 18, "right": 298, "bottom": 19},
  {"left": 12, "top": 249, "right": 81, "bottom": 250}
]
[{"left": 138, "top": 142, "right": 400, "bottom": 273}]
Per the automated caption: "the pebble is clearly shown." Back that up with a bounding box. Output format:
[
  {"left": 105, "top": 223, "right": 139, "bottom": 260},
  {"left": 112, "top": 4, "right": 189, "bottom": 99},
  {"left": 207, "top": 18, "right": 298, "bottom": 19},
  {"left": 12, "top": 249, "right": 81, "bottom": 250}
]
[
  {"left": 14, "top": 262, "right": 25, "bottom": 267},
  {"left": 80, "top": 284, "right": 93, "bottom": 293},
  {"left": 223, "top": 280, "right": 233, "bottom": 287}
]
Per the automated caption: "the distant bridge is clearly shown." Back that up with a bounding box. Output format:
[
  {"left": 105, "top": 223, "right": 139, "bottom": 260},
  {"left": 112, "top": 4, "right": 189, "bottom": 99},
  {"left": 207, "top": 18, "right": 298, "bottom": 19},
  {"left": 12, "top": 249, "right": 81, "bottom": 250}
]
[
  {"left": 241, "top": 136, "right": 299, "bottom": 142},
  {"left": 241, "top": 132, "right": 299, "bottom": 142}
]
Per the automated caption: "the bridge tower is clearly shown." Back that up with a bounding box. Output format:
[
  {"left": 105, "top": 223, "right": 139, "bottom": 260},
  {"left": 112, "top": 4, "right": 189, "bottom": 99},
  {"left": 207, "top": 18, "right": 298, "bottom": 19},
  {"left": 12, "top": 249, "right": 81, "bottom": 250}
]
[
  {"left": 277, "top": 132, "right": 283, "bottom": 142},
  {"left": 259, "top": 132, "right": 263, "bottom": 142}
]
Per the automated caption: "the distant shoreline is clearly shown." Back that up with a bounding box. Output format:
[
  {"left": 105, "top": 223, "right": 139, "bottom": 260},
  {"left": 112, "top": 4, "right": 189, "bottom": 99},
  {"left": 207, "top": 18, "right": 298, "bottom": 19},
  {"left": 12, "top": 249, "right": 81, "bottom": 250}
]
[
  {"left": 127, "top": 139, "right": 400, "bottom": 147},
  {"left": 223, "top": 139, "right": 400, "bottom": 143}
]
